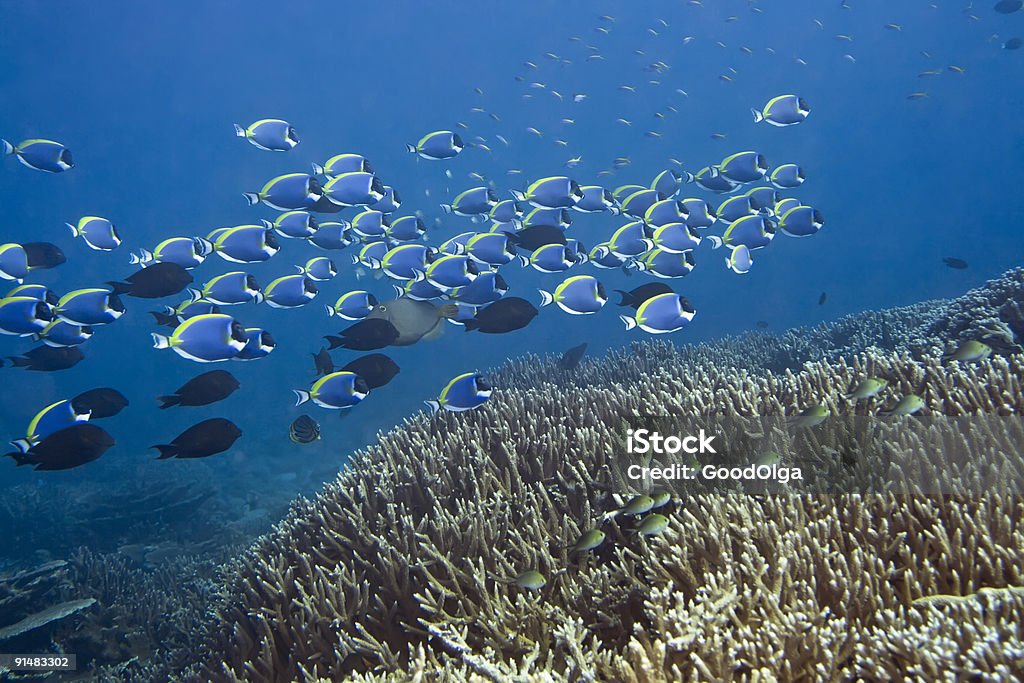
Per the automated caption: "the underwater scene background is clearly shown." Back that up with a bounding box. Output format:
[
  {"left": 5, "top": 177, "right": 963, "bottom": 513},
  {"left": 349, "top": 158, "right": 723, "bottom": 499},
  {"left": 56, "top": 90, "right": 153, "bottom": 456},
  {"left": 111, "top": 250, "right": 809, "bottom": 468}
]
[{"left": 1, "top": 0, "right": 1023, "bottom": 680}]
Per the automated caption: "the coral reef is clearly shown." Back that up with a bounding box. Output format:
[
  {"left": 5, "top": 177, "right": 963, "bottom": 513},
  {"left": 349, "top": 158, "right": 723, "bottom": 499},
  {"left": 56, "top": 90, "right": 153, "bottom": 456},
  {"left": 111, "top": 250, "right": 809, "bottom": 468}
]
[{"left": 194, "top": 268, "right": 1024, "bottom": 682}]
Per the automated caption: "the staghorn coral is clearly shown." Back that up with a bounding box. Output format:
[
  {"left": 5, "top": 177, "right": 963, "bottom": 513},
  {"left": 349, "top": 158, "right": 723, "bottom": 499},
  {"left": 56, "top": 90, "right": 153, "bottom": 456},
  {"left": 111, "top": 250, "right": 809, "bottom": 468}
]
[{"left": 194, "top": 339, "right": 1024, "bottom": 681}]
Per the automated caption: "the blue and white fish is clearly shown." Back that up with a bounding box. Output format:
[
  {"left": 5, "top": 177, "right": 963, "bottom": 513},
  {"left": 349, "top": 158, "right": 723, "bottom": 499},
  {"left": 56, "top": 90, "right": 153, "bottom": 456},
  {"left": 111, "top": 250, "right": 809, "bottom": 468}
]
[
  {"left": 608, "top": 222, "right": 654, "bottom": 259},
  {"left": 539, "top": 275, "right": 607, "bottom": 314},
  {"left": 619, "top": 292, "right": 695, "bottom": 333},
  {"left": 407, "top": 131, "right": 464, "bottom": 160},
  {"left": 644, "top": 199, "right": 690, "bottom": 228},
  {"left": 54, "top": 289, "right": 124, "bottom": 326},
  {"left": 234, "top": 119, "right": 299, "bottom": 151},
  {"left": 323, "top": 172, "right": 386, "bottom": 207},
  {"left": 725, "top": 245, "right": 754, "bottom": 274},
  {"left": 712, "top": 215, "right": 776, "bottom": 250},
  {"left": 294, "top": 371, "right": 369, "bottom": 409},
  {"left": 636, "top": 250, "right": 696, "bottom": 278},
  {"left": 214, "top": 226, "right": 280, "bottom": 263},
  {"left": 2, "top": 139, "right": 73, "bottom": 173},
  {"left": 152, "top": 314, "right": 248, "bottom": 363},
  {"left": 573, "top": 186, "right": 618, "bottom": 213},
  {"left": 425, "top": 254, "right": 479, "bottom": 289},
  {"left": 0, "top": 244, "right": 29, "bottom": 283},
  {"left": 190, "top": 272, "right": 263, "bottom": 306},
  {"left": 326, "top": 290, "right": 378, "bottom": 320},
  {"left": 243, "top": 173, "right": 323, "bottom": 211},
  {"left": 131, "top": 236, "right": 213, "bottom": 270},
  {"left": 262, "top": 211, "right": 318, "bottom": 239},
  {"left": 693, "top": 167, "right": 740, "bottom": 194},
  {"left": 312, "top": 153, "right": 373, "bottom": 177},
  {"left": 370, "top": 186, "right": 401, "bottom": 213},
  {"left": 511, "top": 176, "right": 584, "bottom": 209},
  {"left": 386, "top": 216, "right": 426, "bottom": 242},
  {"left": 67, "top": 217, "right": 121, "bottom": 251},
  {"left": 13, "top": 399, "right": 91, "bottom": 453},
  {"left": 37, "top": 319, "right": 93, "bottom": 347},
  {"left": 650, "top": 169, "right": 686, "bottom": 199},
  {"left": 717, "top": 195, "right": 758, "bottom": 223},
  {"left": 465, "top": 232, "right": 520, "bottom": 267},
  {"left": 309, "top": 221, "right": 354, "bottom": 251},
  {"left": 769, "top": 164, "right": 806, "bottom": 189},
  {"left": 680, "top": 198, "right": 717, "bottom": 228},
  {"left": 719, "top": 152, "right": 769, "bottom": 183},
  {"left": 0, "top": 297, "right": 53, "bottom": 336},
  {"left": 619, "top": 189, "right": 662, "bottom": 218},
  {"left": 298, "top": 256, "right": 337, "bottom": 282},
  {"left": 778, "top": 206, "right": 824, "bottom": 237},
  {"left": 752, "top": 95, "right": 810, "bottom": 126},
  {"left": 449, "top": 271, "right": 508, "bottom": 305},
  {"left": 424, "top": 372, "right": 492, "bottom": 413},
  {"left": 234, "top": 328, "right": 276, "bottom": 360},
  {"left": 651, "top": 223, "right": 701, "bottom": 253},
  {"left": 377, "top": 244, "right": 434, "bottom": 281},
  {"left": 441, "top": 187, "right": 499, "bottom": 216},
  {"left": 263, "top": 275, "right": 317, "bottom": 309}
]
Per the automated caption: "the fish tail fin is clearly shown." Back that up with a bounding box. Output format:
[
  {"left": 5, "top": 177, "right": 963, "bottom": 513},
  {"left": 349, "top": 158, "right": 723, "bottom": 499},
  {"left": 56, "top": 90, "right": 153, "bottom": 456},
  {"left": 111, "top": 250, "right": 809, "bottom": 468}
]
[
  {"left": 424, "top": 400, "right": 441, "bottom": 414},
  {"left": 242, "top": 192, "right": 260, "bottom": 206},
  {"left": 6, "top": 356, "right": 29, "bottom": 368},
  {"left": 153, "top": 445, "right": 178, "bottom": 459},
  {"left": 751, "top": 108, "right": 764, "bottom": 123},
  {"left": 681, "top": 171, "right": 695, "bottom": 184},
  {"left": 106, "top": 280, "right": 131, "bottom": 295},
  {"left": 510, "top": 189, "right": 526, "bottom": 201},
  {"left": 516, "top": 254, "right": 529, "bottom": 267},
  {"left": 293, "top": 390, "right": 311, "bottom": 406},
  {"left": 311, "top": 162, "right": 325, "bottom": 175},
  {"left": 252, "top": 291, "right": 265, "bottom": 304},
  {"left": 619, "top": 315, "right": 637, "bottom": 331},
  {"left": 150, "top": 311, "right": 178, "bottom": 327},
  {"left": 323, "top": 335, "right": 344, "bottom": 350},
  {"left": 440, "top": 204, "right": 453, "bottom": 214},
  {"left": 707, "top": 236, "right": 723, "bottom": 250},
  {"left": 462, "top": 318, "right": 480, "bottom": 332},
  {"left": 324, "top": 304, "right": 336, "bottom": 317},
  {"left": 538, "top": 289, "right": 554, "bottom": 307},
  {"left": 392, "top": 284, "right": 405, "bottom": 297},
  {"left": 195, "top": 238, "right": 214, "bottom": 256},
  {"left": 1, "top": 140, "right": 13, "bottom": 156},
  {"left": 66, "top": 222, "right": 80, "bottom": 237},
  {"left": 613, "top": 290, "right": 633, "bottom": 307},
  {"left": 261, "top": 219, "right": 275, "bottom": 230},
  {"left": 156, "top": 395, "right": 180, "bottom": 409},
  {"left": 5, "top": 451, "right": 31, "bottom": 466},
  {"left": 10, "top": 438, "right": 31, "bottom": 453},
  {"left": 233, "top": 124, "right": 246, "bottom": 137},
  {"left": 129, "top": 249, "right": 152, "bottom": 265},
  {"left": 151, "top": 333, "right": 171, "bottom": 350},
  {"left": 405, "top": 143, "right": 417, "bottom": 154}
]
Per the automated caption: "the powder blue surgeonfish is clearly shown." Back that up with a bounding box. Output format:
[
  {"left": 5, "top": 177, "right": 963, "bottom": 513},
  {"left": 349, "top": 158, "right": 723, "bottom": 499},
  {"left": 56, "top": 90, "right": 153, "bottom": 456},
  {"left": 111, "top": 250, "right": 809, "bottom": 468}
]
[
  {"left": 769, "top": 164, "right": 806, "bottom": 189},
  {"left": 726, "top": 245, "right": 754, "bottom": 274},
  {"left": 323, "top": 172, "right": 386, "bottom": 207},
  {"left": 652, "top": 223, "right": 701, "bottom": 253},
  {"left": 263, "top": 275, "right": 317, "bottom": 309},
  {"left": 294, "top": 371, "right": 369, "bottom": 409},
  {"left": 778, "top": 206, "right": 825, "bottom": 237},
  {"left": 574, "top": 186, "right": 618, "bottom": 213},
  {"left": 326, "top": 290, "right": 378, "bottom": 320},
  {"left": 299, "top": 256, "right": 337, "bottom": 282},
  {"left": 407, "top": 131, "right": 464, "bottom": 160},
  {"left": 511, "top": 176, "right": 584, "bottom": 209},
  {"left": 262, "top": 211, "right": 318, "bottom": 239},
  {"left": 710, "top": 215, "right": 776, "bottom": 250},
  {"left": 619, "top": 292, "right": 695, "bottom": 333},
  {"left": 234, "top": 328, "right": 276, "bottom": 360},
  {"left": 67, "top": 217, "right": 121, "bottom": 252},
  {"left": 693, "top": 167, "right": 740, "bottom": 194},
  {"left": 386, "top": 216, "right": 427, "bottom": 242},
  {"left": 190, "top": 272, "right": 263, "bottom": 306},
  {"left": 244, "top": 173, "right": 323, "bottom": 210},
  {"left": 54, "top": 289, "right": 125, "bottom": 326},
  {"left": 13, "top": 399, "right": 91, "bottom": 453},
  {"left": 214, "top": 226, "right": 280, "bottom": 263},
  {"left": 539, "top": 275, "right": 607, "bottom": 315},
  {"left": 152, "top": 313, "right": 248, "bottom": 363},
  {"left": 752, "top": 95, "right": 810, "bottom": 126},
  {"left": 131, "top": 237, "right": 213, "bottom": 270},
  {"left": 312, "top": 153, "right": 373, "bottom": 177},
  {"left": 719, "top": 151, "right": 769, "bottom": 183},
  {"left": 424, "top": 372, "right": 492, "bottom": 413},
  {"left": 38, "top": 319, "right": 93, "bottom": 347},
  {"left": 2, "top": 139, "right": 74, "bottom": 173},
  {"left": 442, "top": 187, "right": 499, "bottom": 216},
  {"left": 0, "top": 244, "right": 29, "bottom": 283},
  {"left": 234, "top": 119, "right": 299, "bottom": 151},
  {"left": 0, "top": 297, "right": 53, "bottom": 336}
]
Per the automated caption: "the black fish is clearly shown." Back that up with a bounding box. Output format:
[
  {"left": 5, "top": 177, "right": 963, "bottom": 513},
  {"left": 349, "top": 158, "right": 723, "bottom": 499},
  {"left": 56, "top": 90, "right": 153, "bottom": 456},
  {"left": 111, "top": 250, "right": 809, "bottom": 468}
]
[
  {"left": 312, "top": 347, "right": 334, "bottom": 376},
  {"left": 341, "top": 353, "right": 400, "bottom": 389},
  {"left": 324, "top": 318, "right": 400, "bottom": 350},
  {"left": 756, "top": 320, "right": 769, "bottom": 329},
  {"left": 614, "top": 283, "right": 673, "bottom": 309},
  {"left": 153, "top": 418, "right": 242, "bottom": 459},
  {"left": 289, "top": 415, "right": 321, "bottom": 444},
  {"left": 158, "top": 370, "right": 239, "bottom": 408},
  {"left": 7, "top": 346, "right": 84, "bottom": 371},
  {"left": 943, "top": 257, "right": 969, "bottom": 270},
  {"left": 5, "top": 423, "right": 114, "bottom": 471},
  {"left": 818, "top": 292, "right": 827, "bottom": 305},
  {"left": 21, "top": 242, "right": 66, "bottom": 269},
  {"left": 150, "top": 310, "right": 180, "bottom": 327},
  {"left": 1004, "top": 37, "right": 1023, "bottom": 50},
  {"left": 107, "top": 262, "right": 193, "bottom": 299},
  {"left": 464, "top": 297, "right": 539, "bottom": 333},
  {"left": 503, "top": 227, "right": 566, "bottom": 252},
  {"left": 71, "top": 388, "right": 129, "bottom": 419},
  {"left": 995, "top": 0, "right": 1022, "bottom": 14},
  {"left": 558, "top": 343, "right": 588, "bottom": 371}
]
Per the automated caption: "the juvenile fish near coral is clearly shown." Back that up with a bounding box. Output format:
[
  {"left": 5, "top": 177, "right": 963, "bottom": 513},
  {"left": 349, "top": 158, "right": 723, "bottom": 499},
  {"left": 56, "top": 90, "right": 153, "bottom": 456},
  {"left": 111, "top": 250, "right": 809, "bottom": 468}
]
[
  {"left": 844, "top": 378, "right": 888, "bottom": 400},
  {"left": 942, "top": 340, "right": 991, "bottom": 363},
  {"left": 880, "top": 394, "right": 925, "bottom": 417}
]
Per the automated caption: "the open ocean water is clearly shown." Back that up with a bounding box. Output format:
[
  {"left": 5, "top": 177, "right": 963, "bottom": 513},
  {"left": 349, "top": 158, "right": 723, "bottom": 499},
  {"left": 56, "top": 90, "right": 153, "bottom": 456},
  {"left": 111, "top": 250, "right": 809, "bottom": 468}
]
[{"left": 1, "top": 1, "right": 1022, "bottom": 680}]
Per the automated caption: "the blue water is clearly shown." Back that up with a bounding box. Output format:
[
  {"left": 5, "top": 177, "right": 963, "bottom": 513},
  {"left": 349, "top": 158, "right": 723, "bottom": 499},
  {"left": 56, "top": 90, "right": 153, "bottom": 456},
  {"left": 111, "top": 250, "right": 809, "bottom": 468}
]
[{"left": 1, "top": 1, "right": 1022, "bottom": 522}]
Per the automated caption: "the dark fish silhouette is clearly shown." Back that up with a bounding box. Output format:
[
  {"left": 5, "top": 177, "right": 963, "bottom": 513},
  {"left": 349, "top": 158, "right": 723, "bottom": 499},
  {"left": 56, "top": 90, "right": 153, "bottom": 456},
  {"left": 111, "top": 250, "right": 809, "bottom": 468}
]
[
  {"left": 21, "top": 242, "right": 66, "bottom": 269},
  {"left": 614, "top": 283, "right": 673, "bottom": 309},
  {"left": 153, "top": 418, "right": 241, "bottom": 459},
  {"left": 7, "top": 346, "right": 84, "bottom": 371},
  {"left": 6, "top": 423, "right": 114, "bottom": 471},
  {"left": 994, "top": 0, "right": 1022, "bottom": 14},
  {"left": 756, "top": 320, "right": 769, "bottom": 329},
  {"left": 558, "top": 343, "right": 588, "bottom": 371},
  {"left": 464, "top": 297, "right": 538, "bottom": 333},
  {"left": 943, "top": 257, "right": 968, "bottom": 270},
  {"left": 107, "top": 261, "right": 193, "bottom": 298},
  {"left": 818, "top": 292, "right": 827, "bottom": 305},
  {"left": 312, "top": 347, "right": 334, "bottom": 376},
  {"left": 503, "top": 227, "right": 566, "bottom": 252},
  {"left": 324, "top": 318, "right": 400, "bottom": 350},
  {"left": 158, "top": 370, "right": 240, "bottom": 408},
  {"left": 289, "top": 415, "right": 321, "bottom": 444},
  {"left": 1004, "top": 37, "right": 1023, "bottom": 50},
  {"left": 341, "top": 353, "right": 400, "bottom": 389},
  {"left": 71, "top": 388, "right": 129, "bottom": 419}
]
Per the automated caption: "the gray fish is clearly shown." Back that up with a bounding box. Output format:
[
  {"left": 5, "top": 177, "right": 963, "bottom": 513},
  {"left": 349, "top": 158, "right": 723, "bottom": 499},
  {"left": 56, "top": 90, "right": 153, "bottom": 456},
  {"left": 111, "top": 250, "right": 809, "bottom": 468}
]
[
  {"left": 366, "top": 298, "right": 453, "bottom": 345},
  {"left": 558, "top": 342, "right": 588, "bottom": 371}
]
